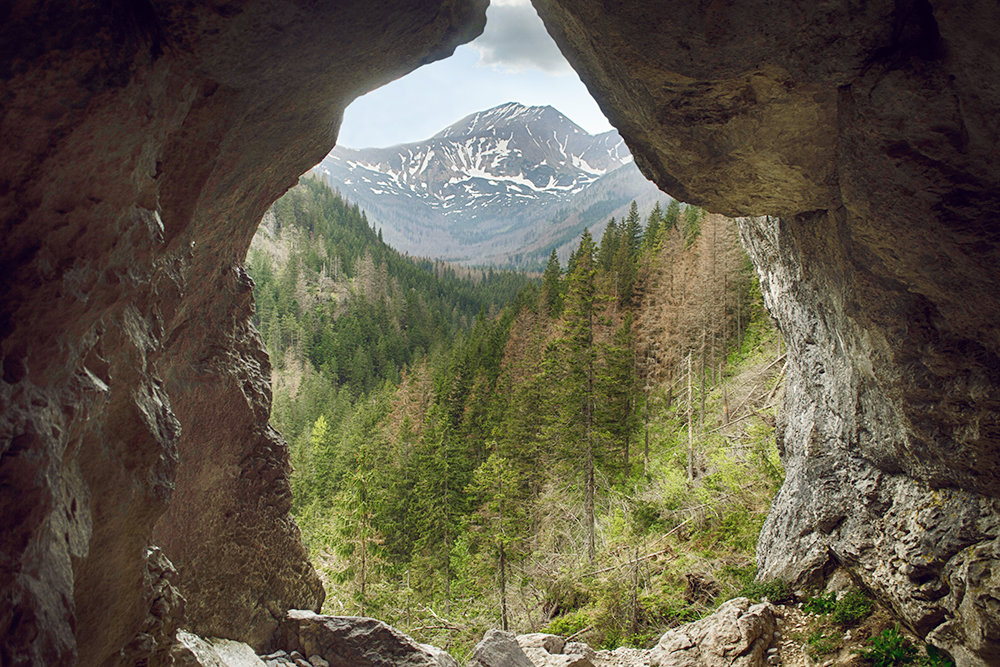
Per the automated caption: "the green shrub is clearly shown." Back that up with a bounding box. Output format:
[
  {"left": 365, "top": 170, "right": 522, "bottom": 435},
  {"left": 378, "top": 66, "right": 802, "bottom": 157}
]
[
  {"left": 545, "top": 609, "right": 590, "bottom": 636},
  {"left": 803, "top": 591, "right": 838, "bottom": 615},
  {"left": 739, "top": 579, "right": 792, "bottom": 603},
  {"left": 858, "top": 626, "right": 918, "bottom": 667},
  {"left": 831, "top": 589, "right": 874, "bottom": 626},
  {"left": 919, "top": 646, "right": 954, "bottom": 667},
  {"left": 805, "top": 589, "right": 873, "bottom": 625},
  {"left": 806, "top": 631, "right": 840, "bottom": 659}
]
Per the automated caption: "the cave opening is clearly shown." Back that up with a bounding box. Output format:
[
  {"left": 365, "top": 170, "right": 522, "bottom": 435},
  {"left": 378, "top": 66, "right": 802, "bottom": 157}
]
[{"left": 3, "top": 1, "right": 1000, "bottom": 666}]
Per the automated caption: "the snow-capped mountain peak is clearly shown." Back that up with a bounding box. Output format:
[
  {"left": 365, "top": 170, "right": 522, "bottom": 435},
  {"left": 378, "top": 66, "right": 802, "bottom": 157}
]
[{"left": 313, "top": 102, "right": 661, "bottom": 267}]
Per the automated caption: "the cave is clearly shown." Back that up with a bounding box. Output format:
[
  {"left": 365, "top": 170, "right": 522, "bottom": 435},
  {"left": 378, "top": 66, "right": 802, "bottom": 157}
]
[{"left": 1, "top": 1, "right": 998, "bottom": 666}]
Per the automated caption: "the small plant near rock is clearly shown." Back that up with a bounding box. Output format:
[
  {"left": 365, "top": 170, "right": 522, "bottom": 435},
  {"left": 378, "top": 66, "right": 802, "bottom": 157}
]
[
  {"left": 832, "top": 590, "right": 874, "bottom": 626},
  {"left": 919, "top": 646, "right": 955, "bottom": 667},
  {"left": 857, "top": 625, "right": 918, "bottom": 667},
  {"left": 738, "top": 578, "right": 792, "bottom": 603},
  {"left": 806, "top": 630, "right": 840, "bottom": 659},
  {"left": 803, "top": 591, "right": 838, "bottom": 615},
  {"left": 804, "top": 589, "right": 873, "bottom": 626}
]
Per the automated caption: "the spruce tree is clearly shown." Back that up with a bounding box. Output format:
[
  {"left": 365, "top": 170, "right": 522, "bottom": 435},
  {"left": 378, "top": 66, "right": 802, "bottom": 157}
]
[
  {"left": 663, "top": 199, "right": 681, "bottom": 233},
  {"left": 644, "top": 202, "right": 663, "bottom": 251},
  {"left": 598, "top": 217, "right": 620, "bottom": 272},
  {"left": 558, "top": 228, "right": 600, "bottom": 563},
  {"left": 542, "top": 248, "right": 564, "bottom": 316},
  {"left": 624, "top": 200, "right": 643, "bottom": 256}
]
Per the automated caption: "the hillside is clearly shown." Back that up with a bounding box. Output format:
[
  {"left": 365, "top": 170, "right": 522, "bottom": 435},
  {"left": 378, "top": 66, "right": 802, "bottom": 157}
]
[
  {"left": 314, "top": 102, "right": 665, "bottom": 269},
  {"left": 249, "top": 179, "right": 796, "bottom": 659}
]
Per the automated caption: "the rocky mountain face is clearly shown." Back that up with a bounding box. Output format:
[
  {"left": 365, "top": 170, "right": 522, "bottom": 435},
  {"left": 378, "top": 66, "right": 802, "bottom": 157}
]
[
  {"left": 4, "top": 0, "right": 1000, "bottom": 666},
  {"left": 315, "top": 102, "right": 663, "bottom": 267}
]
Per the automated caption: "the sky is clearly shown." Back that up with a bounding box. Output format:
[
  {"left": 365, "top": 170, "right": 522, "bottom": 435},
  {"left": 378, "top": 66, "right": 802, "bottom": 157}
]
[{"left": 336, "top": 0, "right": 614, "bottom": 149}]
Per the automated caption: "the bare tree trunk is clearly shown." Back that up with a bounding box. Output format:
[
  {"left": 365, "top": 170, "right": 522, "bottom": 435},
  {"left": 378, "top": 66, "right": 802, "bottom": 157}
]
[
  {"left": 499, "top": 541, "right": 508, "bottom": 631},
  {"left": 630, "top": 540, "right": 640, "bottom": 635},
  {"left": 687, "top": 353, "right": 694, "bottom": 482},
  {"left": 721, "top": 362, "right": 729, "bottom": 426},
  {"left": 700, "top": 328, "right": 707, "bottom": 428},
  {"left": 644, "top": 388, "right": 650, "bottom": 477},
  {"left": 585, "top": 448, "right": 596, "bottom": 563},
  {"left": 498, "top": 465, "right": 508, "bottom": 632}
]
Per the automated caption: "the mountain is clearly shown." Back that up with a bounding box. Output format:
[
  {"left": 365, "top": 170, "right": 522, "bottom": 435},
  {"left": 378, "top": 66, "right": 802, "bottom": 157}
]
[{"left": 313, "top": 102, "right": 667, "bottom": 269}]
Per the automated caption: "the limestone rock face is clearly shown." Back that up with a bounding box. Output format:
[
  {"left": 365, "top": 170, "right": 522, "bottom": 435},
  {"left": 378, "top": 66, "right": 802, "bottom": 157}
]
[
  {"left": 649, "top": 598, "right": 776, "bottom": 667},
  {"left": 0, "top": 1, "right": 485, "bottom": 665},
  {"left": 533, "top": 1, "right": 1000, "bottom": 665}
]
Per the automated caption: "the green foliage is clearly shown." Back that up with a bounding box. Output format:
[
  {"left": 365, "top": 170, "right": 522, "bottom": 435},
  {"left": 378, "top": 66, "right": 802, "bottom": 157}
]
[
  {"left": 832, "top": 589, "right": 874, "bottom": 625},
  {"left": 807, "top": 630, "right": 841, "bottom": 658},
  {"left": 805, "top": 589, "right": 874, "bottom": 626},
  {"left": 739, "top": 579, "right": 792, "bottom": 604},
  {"left": 261, "top": 188, "right": 783, "bottom": 653},
  {"left": 858, "top": 626, "right": 919, "bottom": 667},
  {"left": 803, "top": 591, "right": 839, "bottom": 615},
  {"left": 545, "top": 610, "right": 590, "bottom": 636},
  {"left": 919, "top": 646, "right": 955, "bottom": 667}
]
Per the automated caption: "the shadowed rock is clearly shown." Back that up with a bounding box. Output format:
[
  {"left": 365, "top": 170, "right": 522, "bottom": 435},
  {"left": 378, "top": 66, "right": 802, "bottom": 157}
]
[{"left": 532, "top": 2, "right": 1000, "bottom": 664}]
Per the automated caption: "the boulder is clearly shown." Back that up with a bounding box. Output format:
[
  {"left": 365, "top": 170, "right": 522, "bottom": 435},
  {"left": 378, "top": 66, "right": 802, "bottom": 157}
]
[
  {"left": 470, "top": 629, "right": 536, "bottom": 667},
  {"left": 277, "top": 610, "right": 459, "bottom": 667},
  {"left": 172, "top": 630, "right": 267, "bottom": 667},
  {"left": 517, "top": 633, "right": 566, "bottom": 655},
  {"left": 563, "top": 643, "right": 597, "bottom": 662},
  {"left": 649, "top": 598, "right": 776, "bottom": 667}
]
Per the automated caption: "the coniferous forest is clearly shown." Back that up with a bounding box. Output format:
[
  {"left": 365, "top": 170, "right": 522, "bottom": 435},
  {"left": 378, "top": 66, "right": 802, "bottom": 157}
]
[{"left": 247, "top": 176, "right": 786, "bottom": 660}]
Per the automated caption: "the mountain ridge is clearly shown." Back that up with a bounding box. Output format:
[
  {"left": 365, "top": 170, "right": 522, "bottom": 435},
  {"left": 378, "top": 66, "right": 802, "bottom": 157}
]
[{"left": 314, "top": 101, "right": 665, "bottom": 268}]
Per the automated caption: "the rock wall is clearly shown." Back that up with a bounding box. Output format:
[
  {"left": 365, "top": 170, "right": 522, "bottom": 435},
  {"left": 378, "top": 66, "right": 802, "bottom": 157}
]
[
  {"left": 0, "top": 1, "right": 485, "bottom": 665},
  {"left": 532, "top": 1, "right": 1000, "bottom": 665},
  {"left": 5, "top": 0, "right": 1000, "bottom": 665}
]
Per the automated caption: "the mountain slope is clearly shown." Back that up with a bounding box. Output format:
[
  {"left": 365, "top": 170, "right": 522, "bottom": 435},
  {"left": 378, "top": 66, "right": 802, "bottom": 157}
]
[{"left": 314, "top": 102, "right": 666, "bottom": 268}]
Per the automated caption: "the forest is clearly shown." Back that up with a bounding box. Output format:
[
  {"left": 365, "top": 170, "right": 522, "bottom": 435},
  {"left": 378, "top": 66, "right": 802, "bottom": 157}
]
[{"left": 247, "top": 177, "right": 786, "bottom": 661}]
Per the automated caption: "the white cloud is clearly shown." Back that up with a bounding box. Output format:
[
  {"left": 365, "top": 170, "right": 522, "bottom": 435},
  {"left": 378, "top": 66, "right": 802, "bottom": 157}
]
[{"left": 470, "top": 1, "right": 573, "bottom": 75}]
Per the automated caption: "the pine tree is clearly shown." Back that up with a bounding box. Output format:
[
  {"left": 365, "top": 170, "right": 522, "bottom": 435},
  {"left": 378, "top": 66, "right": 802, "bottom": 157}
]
[
  {"left": 663, "top": 199, "right": 681, "bottom": 233},
  {"left": 599, "top": 312, "right": 639, "bottom": 474},
  {"left": 598, "top": 217, "right": 620, "bottom": 272},
  {"left": 623, "top": 201, "right": 643, "bottom": 256},
  {"left": 542, "top": 248, "right": 564, "bottom": 316},
  {"left": 644, "top": 202, "right": 663, "bottom": 251},
  {"left": 557, "top": 228, "right": 600, "bottom": 563},
  {"left": 466, "top": 453, "right": 529, "bottom": 631}
]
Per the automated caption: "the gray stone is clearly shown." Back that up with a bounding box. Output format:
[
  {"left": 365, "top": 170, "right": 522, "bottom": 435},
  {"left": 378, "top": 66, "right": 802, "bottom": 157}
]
[
  {"left": 172, "top": 630, "right": 268, "bottom": 667},
  {"left": 563, "top": 643, "right": 596, "bottom": 661},
  {"left": 517, "top": 633, "right": 566, "bottom": 655},
  {"left": 649, "top": 598, "right": 775, "bottom": 667},
  {"left": 278, "top": 611, "right": 460, "bottom": 667},
  {"left": 470, "top": 629, "right": 536, "bottom": 667}
]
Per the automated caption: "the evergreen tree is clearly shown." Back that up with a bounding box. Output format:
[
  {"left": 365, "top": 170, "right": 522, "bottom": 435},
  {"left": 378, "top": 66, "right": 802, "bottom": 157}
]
[
  {"left": 542, "top": 248, "right": 564, "bottom": 316},
  {"left": 466, "top": 453, "right": 529, "bottom": 631},
  {"left": 598, "top": 217, "right": 620, "bottom": 272},
  {"left": 644, "top": 202, "right": 663, "bottom": 251},
  {"left": 598, "top": 312, "right": 640, "bottom": 474},
  {"left": 663, "top": 199, "right": 681, "bottom": 233},
  {"left": 623, "top": 201, "right": 643, "bottom": 256},
  {"left": 557, "top": 228, "right": 600, "bottom": 563}
]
